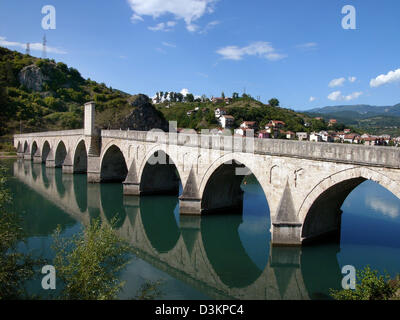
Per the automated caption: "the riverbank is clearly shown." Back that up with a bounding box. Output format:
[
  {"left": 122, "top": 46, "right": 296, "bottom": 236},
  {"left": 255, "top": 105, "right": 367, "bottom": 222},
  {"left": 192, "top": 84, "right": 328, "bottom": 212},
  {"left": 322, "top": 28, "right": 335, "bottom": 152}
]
[{"left": 0, "top": 152, "right": 17, "bottom": 159}]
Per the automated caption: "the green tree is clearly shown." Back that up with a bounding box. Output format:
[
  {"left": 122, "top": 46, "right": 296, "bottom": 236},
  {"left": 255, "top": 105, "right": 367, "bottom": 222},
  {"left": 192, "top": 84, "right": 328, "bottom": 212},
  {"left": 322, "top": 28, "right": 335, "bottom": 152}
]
[
  {"left": 268, "top": 98, "right": 280, "bottom": 107},
  {"left": 330, "top": 266, "right": 399, "bottom": 300},
  {"left": 52, "top": 219, "right": 133, "bottom": 300},
  {"left": 185, "top": 93, "right": 194, "bottom": 103}
]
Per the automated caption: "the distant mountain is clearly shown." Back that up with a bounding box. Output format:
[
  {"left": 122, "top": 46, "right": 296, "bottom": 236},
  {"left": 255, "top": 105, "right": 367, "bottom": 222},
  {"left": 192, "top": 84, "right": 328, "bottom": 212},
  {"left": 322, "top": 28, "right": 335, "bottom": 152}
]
[
  {"left": 307, "top": 104, "right": 400, "bottom": 117},
  {"left": 304, "top": 103, "right": 400, "bottom": 136}
]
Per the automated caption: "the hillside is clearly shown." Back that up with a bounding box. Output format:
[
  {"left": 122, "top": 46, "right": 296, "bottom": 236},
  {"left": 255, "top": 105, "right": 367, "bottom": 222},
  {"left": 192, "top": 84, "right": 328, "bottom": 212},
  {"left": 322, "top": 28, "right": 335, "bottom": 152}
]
[{"left": 0, "top": 47, "right": 167, "bottom": 137}]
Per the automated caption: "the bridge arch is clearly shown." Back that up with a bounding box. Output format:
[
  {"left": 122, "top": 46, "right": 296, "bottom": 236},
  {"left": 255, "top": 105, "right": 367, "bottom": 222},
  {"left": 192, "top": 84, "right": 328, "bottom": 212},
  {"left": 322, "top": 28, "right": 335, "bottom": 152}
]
[
  {"left": 100, "top": 144, "right": 128, "bottom": 182},
  {"left": 138, "top": 146, "right": 182, "bottom": 196},
  {"left": 23, "top": 141, "right": 28, "bottom": 154},
  {"left": 199, "top": 153, "right": 271, "bottom": 215},
  {"left": 55, "top": 141, "right": 67, "bottom": 168},
  {"left": 30, "top": 141, "right": 38, "bottom": 158},
  {"left": 299, "top": 167, "right": 400, "bottom": 243},
  {"left": 17, "top": 141, "right": 21, "bottom": 153},
  {"left": 42, "top": 141, "right": 51, "bottom": 163},
  {"left": 73, "top": 140, "right": 88, "bottom": 173}
]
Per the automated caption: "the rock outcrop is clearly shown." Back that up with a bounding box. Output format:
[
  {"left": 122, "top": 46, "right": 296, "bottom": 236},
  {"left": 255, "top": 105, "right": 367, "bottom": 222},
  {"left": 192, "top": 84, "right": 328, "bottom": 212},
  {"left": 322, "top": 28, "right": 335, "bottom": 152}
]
[
  {"left": 18, "top": 64, "right": 49, "bottom": 91},
  {"left": 121, "top": 94, "right": 169, "bottom": 131}
]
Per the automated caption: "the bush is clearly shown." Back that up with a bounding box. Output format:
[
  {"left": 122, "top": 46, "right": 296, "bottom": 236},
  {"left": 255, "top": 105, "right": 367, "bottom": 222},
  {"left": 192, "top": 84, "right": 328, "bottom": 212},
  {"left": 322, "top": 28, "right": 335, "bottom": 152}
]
[
  {"left": 330, "top": 266, "right": 399, "bottom": 300},
  {"left": 52, "top": 219, "right": 133, "bottom": 300}
]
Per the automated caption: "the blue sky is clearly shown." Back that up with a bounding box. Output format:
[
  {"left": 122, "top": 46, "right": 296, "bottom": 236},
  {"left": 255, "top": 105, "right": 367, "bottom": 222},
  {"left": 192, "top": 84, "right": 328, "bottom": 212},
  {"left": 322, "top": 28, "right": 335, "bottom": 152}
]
[{"left": 0, "top": 0, "right": 399, "bottom": 110}]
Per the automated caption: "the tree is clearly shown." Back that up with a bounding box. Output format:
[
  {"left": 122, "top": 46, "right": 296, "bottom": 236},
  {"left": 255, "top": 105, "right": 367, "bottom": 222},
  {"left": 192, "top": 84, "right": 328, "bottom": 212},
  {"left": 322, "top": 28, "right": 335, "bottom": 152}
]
[
  {"left": 330, "top": 266, "right": 399, "bottom": 300},
  {"left": 185, "top": 93, "right": 194, "bottom": 103},
  {"left": 232, "top": 92, "right": 239, "bottom": 100},
  {"left": 268, "top": 98, "right": 280, "bottom": 107},
  {"left": 52, "top": 218, "right": 133, "bottom": 300},
  {"left": 221, "top": 92, "right": 225, "bottom": 99}
]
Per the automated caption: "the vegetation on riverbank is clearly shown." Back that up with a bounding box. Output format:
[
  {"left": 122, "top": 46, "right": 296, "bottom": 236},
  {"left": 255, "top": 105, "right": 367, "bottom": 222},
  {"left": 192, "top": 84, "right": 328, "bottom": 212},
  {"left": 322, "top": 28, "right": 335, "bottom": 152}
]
[{"left": 330, "top": 266, "right": 400, "bottom": 300}]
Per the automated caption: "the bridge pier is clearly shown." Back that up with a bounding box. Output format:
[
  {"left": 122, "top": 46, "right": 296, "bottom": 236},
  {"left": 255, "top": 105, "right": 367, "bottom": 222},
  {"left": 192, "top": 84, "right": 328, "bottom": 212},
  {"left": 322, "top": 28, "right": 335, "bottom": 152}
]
[
  {"left": 123, "top": 182, "right": 140, "bottom": 196},
  {"left": 271, "top": 222, "right": 303, "bottom": 246},
  {"left": 62, "top": 164, "right": 74, "bottom": 174},
  {"left": 24, "top": 153, "right": 32, "bottom": 161},
  {"left": 33, "top": 155, "right": 42, "bottom": 163},
  {"left": 179, "top": 198, "right": 202, "bottom": 215},
  {"left": 46, "top": 159, "right": 56, "bottom": 168}
]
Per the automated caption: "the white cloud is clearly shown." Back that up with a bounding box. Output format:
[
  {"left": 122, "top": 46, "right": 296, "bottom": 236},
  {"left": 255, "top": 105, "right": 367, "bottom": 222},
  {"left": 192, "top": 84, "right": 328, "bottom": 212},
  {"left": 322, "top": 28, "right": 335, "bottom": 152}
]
[
  {"left": 327, "top": 91, "right": 342, "bottom": 101},
  {"left": 296, "top": 42, "right": 318, "bottom": 50},
  {"left": 366, "top": 197, "right": 400, "bottom": 219},
  {"left": 309, "top": 96, "right": 317, "bottom": 102},
  {"left": 130, "top": 14, "right": 144, "bottom": 23},
  {"left": 216, "top": 42, "right": 287, "bottom": 61},
  {"left": 327, "top": 90, "right": 363, "bottom": 101},
  {"left": 348, "top": 76, "right": 357, "bottom": 83},
  {"left": 0, "top": 36, "right": 67, "bottom": 54},
  {"left": 148, "top": 21, "right": 176, "bottom": 31},
  {"left": 127, "top": 0, "right": 217, "bottom": 31},
  {"left": 199, "top": 20, "right": 220, "bottom": 34},
  {"left": 162, "top": 41, "right": 176, "bottom": 48},
  {"left": 329, "top": 77, "right": 346, "bottom": 88},
  {"left": 370, "top": 68, "right": 400, "bottom": 88},
  {"left": 180, "top": 88, "right": 190, "bottom": 96}
]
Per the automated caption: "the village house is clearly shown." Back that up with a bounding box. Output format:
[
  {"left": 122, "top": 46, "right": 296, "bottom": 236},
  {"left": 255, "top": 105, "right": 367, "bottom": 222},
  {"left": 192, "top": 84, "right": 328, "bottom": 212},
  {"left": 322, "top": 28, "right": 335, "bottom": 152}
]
[
  {"left": 363, "top": 137, "right": 378, "bottom": 146},
  {"left": 296, "top": 132, "right": 308, "bottom": 141},
  {"left": 344, "top": 133, "right": 361, "bottom": 144},
  {"left": 214, "top": 107, "right": 227, "bottom": 119},
  {"left": 212, "top": 97, "right": 232, "bottom": 104},
  {"left": 310, "top": 132, "right": 322, "bottom": 142},
  {"left": 319, "top": 131, "right": 334, "bottom": 142},
  {"left": 240, "top": 121, "right": 257, "bottom": 130},
  {"left": 258, "top": 130, "right": 270, "bottom": 139},
  {"left": 285, "top": 131, "right": 296, "bottom": 140},
  {"left": 219, "top": 115, "right": 235, "bottom": 129},
  {"left": 328, "top": 119, "right": 337, "bottom": 127}
]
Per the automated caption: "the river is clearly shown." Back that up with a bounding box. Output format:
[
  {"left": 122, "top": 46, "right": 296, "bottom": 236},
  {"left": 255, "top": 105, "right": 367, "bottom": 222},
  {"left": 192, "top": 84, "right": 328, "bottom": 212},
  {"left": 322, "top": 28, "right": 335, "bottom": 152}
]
[{"left": 3, "top": 158, "right": 400, "bottom": 300}]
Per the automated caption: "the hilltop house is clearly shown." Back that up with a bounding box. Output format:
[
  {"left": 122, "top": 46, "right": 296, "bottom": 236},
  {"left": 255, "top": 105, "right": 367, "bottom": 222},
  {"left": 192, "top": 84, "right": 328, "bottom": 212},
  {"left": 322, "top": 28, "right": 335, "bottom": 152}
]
[
  {"left": 214, "top": 108, "right": 227, "bottom": 119},
  {"left": 219, "top": 115, "right": 235, "bottom": 129}
]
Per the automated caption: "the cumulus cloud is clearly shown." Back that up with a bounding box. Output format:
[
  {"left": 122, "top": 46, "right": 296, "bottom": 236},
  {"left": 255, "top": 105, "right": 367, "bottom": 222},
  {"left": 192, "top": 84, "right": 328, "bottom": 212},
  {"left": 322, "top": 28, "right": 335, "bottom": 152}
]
[
  {"left": 366, "top": 197, "right": 400, "bottom": 219},
  {"left": 216, "top": 42, "right": 287, "bottom": 61},
  {"left": 309, "top": 96, "right": 317, "bottom": 102},
  {"left": 370, "top": 68, "right": 400, "bottom": 88},
  {"left": 327, "top": 90, "right": 363, "bottom": 101},
  {"left": 329, "top": 77, "right": 346, "bottom": 88},
  {"left": 127, "top": 0, "right": 217, "bottom": 32},
  {"left": 180, "top": 88, "right": 190, "bottom": 96},
  {"left": 0, "top": 36, "right": 67, "bottom": 54}
]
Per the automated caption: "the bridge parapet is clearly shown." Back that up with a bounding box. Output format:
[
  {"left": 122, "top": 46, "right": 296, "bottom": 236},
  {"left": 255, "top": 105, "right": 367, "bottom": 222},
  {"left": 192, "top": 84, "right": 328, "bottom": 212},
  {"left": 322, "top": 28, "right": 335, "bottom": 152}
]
[
  {"left": 101, "top": 129, "right": 400, "bottom": 169},
  {"left": 14, "top": 129, "right": 84, "bottom": 139}
]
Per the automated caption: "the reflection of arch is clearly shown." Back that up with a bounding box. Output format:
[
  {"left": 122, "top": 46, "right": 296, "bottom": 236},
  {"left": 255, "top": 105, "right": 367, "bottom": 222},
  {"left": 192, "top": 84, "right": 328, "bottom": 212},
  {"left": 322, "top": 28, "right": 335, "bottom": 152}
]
[
  {"left": 55, "top": 141, "right": 67, "bottom": 168},
  {"left": 299, "top": 167, "right": 400, "bottom": 242},
  {"left": 139, "top": 149, "right": 181, "bottom": 195},
  {"left": 201, "top": 215, "right": 264, "bottom": 288},
  {"left": 31, "top": 141, "right": 38, "bottom": 158},
  {"left": 55, "top": 168, "right": 66, "bottom": 197},
  {"left": 140, "top": 196, "right": 180, "bottom": 253},
  {"left": 73, "top": 140, "right": 87, "bottom": 173},
  {"left": 73, "top": 174, "right": 88, "bottom": 212},
  {"left": 42, "top": 141, "right": 50, "bottom": 163},
  {"left": 100, "top": 183, "right": 126, "bottom": 228},
  {"left": 100, "top": 145, "right": 128, "bottom": 182}
]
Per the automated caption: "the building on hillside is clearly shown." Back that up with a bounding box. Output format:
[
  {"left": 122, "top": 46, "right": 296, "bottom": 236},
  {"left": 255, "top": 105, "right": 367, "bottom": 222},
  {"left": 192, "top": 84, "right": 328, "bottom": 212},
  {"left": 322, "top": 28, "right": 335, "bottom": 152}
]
[
  {"left": 344, "top": 133, "right": 361, "bottom": 144},
  {"left": 285, "top": 131, "right": 296, "bottom": 140},
  {"left": 240, "top": 121, "right": 257, "bottom": 129},
  {"left": 214, "top": 108, "right": 227, "bottom": 119},
  {"left": 235, "top": 128, "right": 255, "bottom": 137},
  {"left": 363, "top": 137, "right": 378, "bottom": 146},
  {"left": 319, "top": 130, "right": 333, "bottom": 142},
  {"left": 344, "top": 128, "right": 351, "bottom": 134},
  {"left": 219, "top": 115, "right": 235, "bottom": 129},
  {"left": 310, "top": 132, "right": 322, "bottom": 142},
  {"left": 258, "top": 130, "right": 270, "bottom": 139},
  {"left": 328, "top": 119, "right": 337, "bottom": 127},
  {"left": 296, "top": 132, "right": 308, "bottom": 141},
  {"left": 266, "top": 120, "right": 286, "bottom": 129}
]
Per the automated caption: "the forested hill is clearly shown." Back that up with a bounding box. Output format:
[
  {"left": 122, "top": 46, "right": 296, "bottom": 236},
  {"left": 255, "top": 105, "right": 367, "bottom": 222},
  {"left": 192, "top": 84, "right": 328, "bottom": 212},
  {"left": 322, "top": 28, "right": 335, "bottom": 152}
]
[{"left": 0, "top": 47, "right": 168, "bottom": 136}]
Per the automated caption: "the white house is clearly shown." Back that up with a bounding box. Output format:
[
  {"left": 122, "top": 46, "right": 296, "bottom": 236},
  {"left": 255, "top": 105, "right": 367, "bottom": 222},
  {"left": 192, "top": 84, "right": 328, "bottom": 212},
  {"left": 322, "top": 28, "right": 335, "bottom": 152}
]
[{"left": 219, "top": 115, "right": 235, "bottom": 129}]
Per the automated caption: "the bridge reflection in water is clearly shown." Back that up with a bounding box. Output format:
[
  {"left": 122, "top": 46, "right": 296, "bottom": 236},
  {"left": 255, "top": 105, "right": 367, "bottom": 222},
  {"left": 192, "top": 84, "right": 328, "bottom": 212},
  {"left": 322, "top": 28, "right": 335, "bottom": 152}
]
[{"left": 13, "top": 160, "right": 343, "bottom": 300}]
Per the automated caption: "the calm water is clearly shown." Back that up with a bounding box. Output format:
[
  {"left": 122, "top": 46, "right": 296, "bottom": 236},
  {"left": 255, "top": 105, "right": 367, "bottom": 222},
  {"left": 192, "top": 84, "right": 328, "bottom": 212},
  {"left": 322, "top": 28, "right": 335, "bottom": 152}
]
[{"left": 3, "top": 159, "right": 400, "bottom": 300}]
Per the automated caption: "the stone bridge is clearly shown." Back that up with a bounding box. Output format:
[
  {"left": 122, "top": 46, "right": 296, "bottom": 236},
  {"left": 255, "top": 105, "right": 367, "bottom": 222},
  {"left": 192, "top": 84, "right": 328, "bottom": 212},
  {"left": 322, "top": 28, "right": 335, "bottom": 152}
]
[
  {"left": 13, "top": 102, "right": 400, "bottom": 245},
  {"left": 13, "top": 161, "right": 343, "bottom": 300}
]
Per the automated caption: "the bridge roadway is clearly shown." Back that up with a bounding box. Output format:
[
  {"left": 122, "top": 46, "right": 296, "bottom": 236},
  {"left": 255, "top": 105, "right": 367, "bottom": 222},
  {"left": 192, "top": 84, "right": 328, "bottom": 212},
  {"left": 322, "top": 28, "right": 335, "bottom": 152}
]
[{"left": 13, "top": 102, "right": 400, "bottom": 245}]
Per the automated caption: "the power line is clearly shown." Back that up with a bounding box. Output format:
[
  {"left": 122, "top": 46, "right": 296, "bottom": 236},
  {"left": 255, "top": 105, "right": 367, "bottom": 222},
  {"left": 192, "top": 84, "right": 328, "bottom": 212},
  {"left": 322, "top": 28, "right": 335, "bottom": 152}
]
[{"left": 42, "top": 34, "right": 47, "bottom": 59}]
